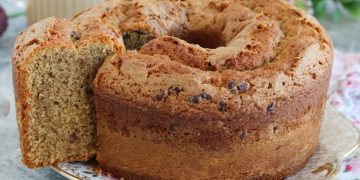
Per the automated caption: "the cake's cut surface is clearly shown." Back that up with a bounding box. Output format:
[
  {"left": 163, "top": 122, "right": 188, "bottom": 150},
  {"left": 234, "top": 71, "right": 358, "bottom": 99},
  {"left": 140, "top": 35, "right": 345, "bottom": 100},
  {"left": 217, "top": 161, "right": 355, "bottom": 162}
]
[
  {"left": 13, "top": 17, "right": 120, "bottom": 168},
  {"left": 24, "top": 45, "right": 111, "bottom": 166}
]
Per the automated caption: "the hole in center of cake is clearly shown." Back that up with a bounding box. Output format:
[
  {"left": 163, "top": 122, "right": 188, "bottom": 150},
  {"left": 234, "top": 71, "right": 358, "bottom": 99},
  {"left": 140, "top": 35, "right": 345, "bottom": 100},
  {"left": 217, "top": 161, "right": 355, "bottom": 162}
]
[
  {"left": 122, "top": 30, "right": 154, "bottom": 51},
  {"left": 181, "top": 30, "right": 226, "bottom": 49},
  {"left": 122, "top": 29, "right": 226, "bottom": 50}
]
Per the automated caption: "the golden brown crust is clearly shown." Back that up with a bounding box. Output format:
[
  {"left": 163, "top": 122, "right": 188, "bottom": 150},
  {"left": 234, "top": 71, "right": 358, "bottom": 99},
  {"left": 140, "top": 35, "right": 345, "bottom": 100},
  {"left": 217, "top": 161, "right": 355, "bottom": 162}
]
[
  {"left": 92, "top": 0, "right": 333, "bottom": 179},
  {"left": 95, "top": 85, "right": 325, "bottom": 179},
  {"left": 93, "top": 0, "right": 333, "bottom": 123}
]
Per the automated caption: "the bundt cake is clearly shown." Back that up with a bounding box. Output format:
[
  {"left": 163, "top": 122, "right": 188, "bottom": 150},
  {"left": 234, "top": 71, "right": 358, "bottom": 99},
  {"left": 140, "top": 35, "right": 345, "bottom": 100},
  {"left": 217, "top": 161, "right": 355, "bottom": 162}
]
[
  {"left": 13, "top": 0, "right": 333, "bottom": 178},
  {"left": 93, "top": 0, "right": 333, "bottom": 179}
]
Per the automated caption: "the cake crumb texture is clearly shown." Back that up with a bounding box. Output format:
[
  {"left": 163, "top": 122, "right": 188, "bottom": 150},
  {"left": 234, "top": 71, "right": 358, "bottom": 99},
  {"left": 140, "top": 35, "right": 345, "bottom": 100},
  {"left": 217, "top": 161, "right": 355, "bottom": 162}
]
[{"left": 13, "top": 17, "right": 119, "bottom": 168}]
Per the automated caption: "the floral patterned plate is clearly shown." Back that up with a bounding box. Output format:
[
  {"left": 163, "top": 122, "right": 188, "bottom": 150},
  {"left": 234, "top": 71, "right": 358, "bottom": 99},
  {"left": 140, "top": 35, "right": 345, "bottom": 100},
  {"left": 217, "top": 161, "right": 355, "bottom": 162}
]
[{"left": 52, "top": 102, "right": 360, "bottom": 180}]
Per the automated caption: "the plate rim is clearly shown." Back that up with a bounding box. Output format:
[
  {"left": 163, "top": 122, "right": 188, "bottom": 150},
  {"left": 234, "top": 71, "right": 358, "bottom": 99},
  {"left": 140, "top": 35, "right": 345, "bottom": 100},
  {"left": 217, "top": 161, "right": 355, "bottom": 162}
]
[
  {"left": 52, "top": 165, "right": 80, "bottom": 180},
  {"left": 327, "top": 104, "right": 360, "bottom": 177}
]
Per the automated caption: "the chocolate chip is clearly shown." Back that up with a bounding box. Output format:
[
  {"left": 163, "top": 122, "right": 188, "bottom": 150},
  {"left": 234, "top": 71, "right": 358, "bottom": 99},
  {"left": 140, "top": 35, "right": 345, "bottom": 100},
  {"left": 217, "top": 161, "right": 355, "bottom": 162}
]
[
  {"left": 221, "top": 63, "right": 230, "bottom": 70},
  {"left": 228, "top": 80, "right": 238, "bottom": 93},
  {"left": 155, "top": 89, "right": 166, "bottom": 101},
  {"left": 228, "top": 80, "right": 236, "bottom": 89},
  {"left": 85, "top": 85, "right": 93, "bottom": 96},
  {"left": 169, "top": 85, "right": 183, "bottom": 95},
  {"left": 273, "top": 125, "right": 278, "bottom": 133},
  {"left": 48, "top": 72, "right": 54, "bottom": 77},
  {"left": 200, "top": 92, "right": 212, "bottom": 100},
  {"left": 121, "top": 126, "right": 129, "bottom": 136},
  {"left": 70, "top": 132, "right": 78, "bottom": 143},
  {"left": 188, "top": 95, "right": 201, "bottom": 104},
  {"left": 237, "top": 82, "right": 249, "bottom": 93},
  {"left": 267, "top": 101, "right": 276, "bottom": 113},
  {"left": 169, "top": 123, "right": 180, "bottom": 132},
  {"left": 239, "top": 130, "right": 246, "bottom": 139},
  {"left": 218, "top": 101, "right": 227, "bottom": 112},
  {"left": 70, "top": 31, "right": 80, "bottom": 41},
  {"left": 207, "top": 62, "right": 216, "bottom": 71}
]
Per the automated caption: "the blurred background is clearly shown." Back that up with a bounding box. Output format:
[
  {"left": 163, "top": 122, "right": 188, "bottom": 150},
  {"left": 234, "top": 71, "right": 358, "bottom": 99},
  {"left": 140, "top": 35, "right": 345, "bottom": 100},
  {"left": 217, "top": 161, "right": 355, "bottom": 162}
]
[{"left": 0, "top": 0, "right": 359, "bottom": 179}]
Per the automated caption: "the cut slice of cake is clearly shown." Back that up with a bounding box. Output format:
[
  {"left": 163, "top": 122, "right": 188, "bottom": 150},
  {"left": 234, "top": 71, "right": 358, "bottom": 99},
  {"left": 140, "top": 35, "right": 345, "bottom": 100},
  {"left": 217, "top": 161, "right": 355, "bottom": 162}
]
[{"left": 12, "top": 17, "right": 122, "bottom": 168}]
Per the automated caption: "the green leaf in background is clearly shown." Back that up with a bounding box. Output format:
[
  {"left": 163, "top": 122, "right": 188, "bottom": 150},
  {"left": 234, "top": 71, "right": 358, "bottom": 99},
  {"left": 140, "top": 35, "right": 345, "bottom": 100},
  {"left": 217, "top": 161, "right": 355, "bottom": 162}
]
[
  {"left": 298, "top": 0, "right": 360, "bottom": 21},
  {"left": 294, "top": 0, "right": 308, "bottom": 9},
  {"left": 311, "top": 0, "right": 327, "bottom": 17},
  {"left": 341, "top": 1, "right": 360, "bottom": 18},
  {"left": 8, "top": 11, "right": 26, "bottom": 19},
  {"left": 339, "top": 0, "right": 358, "bottom": 4},
  {"left": 332, "top": 9, "right": 342, "bottom": 22}
]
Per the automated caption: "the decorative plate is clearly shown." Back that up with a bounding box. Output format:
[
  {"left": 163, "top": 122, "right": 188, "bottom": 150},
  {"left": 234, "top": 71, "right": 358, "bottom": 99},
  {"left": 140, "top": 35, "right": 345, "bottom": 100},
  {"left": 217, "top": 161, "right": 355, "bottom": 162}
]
[{"left": 52, "top": 102, "right": 360, "bottom": 180}]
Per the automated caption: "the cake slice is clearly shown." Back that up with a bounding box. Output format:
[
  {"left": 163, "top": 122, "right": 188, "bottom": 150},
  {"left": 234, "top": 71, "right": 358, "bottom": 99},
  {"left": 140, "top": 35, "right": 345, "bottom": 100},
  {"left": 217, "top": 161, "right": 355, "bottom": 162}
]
[{"left": 12, "top": 17, "right": 122, "bottom": 168}]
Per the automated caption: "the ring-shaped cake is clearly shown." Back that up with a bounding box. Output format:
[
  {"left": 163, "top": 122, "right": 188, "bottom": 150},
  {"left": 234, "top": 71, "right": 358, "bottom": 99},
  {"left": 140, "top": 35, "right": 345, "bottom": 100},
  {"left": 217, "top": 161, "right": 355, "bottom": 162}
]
[{"left": 13, "top": 0, "right": 333, "bottom": 179}]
